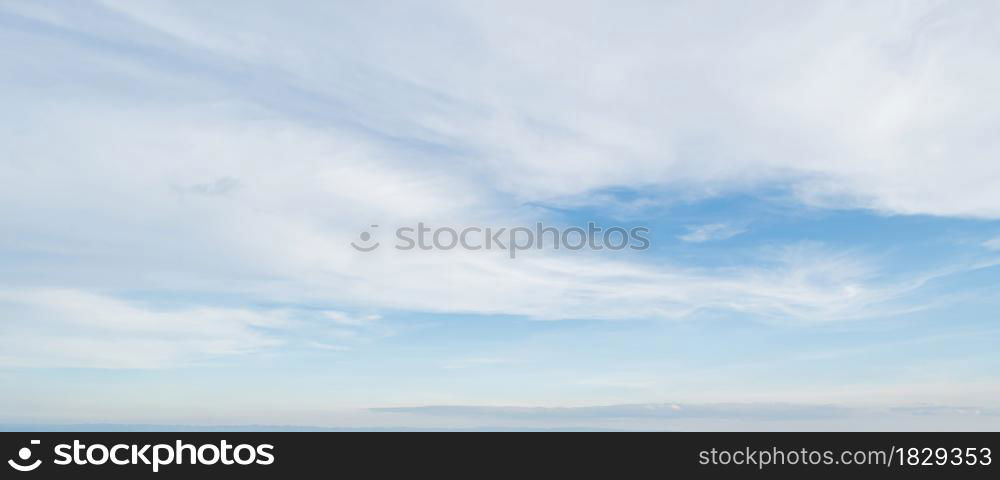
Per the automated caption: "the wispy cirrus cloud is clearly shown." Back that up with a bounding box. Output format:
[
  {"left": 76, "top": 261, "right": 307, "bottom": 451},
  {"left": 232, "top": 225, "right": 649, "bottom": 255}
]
[
  {"left": 0, "top": 288, "right": 287, "bottom": 369},
  {"left": 2, "top": 0, "right": 1000, "bottom": 428},
  {"left": 679, "top": 223, "right": 747, "bottom": 243},
  {"left": 8, "top": 0, "right": 1000, "bottom": 218},
  {"left": 1, "top": 0, "right": 995, "bottom": 329}
]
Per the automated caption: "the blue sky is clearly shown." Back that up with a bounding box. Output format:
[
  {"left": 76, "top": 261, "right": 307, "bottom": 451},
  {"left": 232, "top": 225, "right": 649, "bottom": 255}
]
[{"left": 2, "top": 0, "right": 1000, "bottom": 430}]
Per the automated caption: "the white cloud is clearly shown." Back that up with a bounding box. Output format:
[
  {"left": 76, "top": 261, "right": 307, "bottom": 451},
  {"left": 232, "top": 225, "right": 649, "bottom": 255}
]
[
  {"left": 984, "top": 237, "right": 1000, "bottom": 250},
  {"left": 0, "top": 47, "right": 927, "bottom": 327},
  {"left": 0, "top": 128, "right": 966, "bottom": 346},
  {"left": 0, "top": 0, "right": 996, "bottom": 375},
  {"left": 679, "top": 223, "right": 747, "bottom": 243},
  {"left": 80, "top": 0, "right": 1000, "bottom": 218},
  {"left": 305, "top": 341, "right": 353, "bottom": 352},
  {"left": 0, "top": 288, "right": 287, "bottom": 369},
  {"left": 323, "top": 311, "right": 381, "bottom": 327}
]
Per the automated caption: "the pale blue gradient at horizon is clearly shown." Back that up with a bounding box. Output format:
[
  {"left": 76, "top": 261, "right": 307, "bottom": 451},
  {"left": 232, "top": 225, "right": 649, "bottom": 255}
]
[{"left": 1, "top": 0, "right": 1000, "bottom": 431}]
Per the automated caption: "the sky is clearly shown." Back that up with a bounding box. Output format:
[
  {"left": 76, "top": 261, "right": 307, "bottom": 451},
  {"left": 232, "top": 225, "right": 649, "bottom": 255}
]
[{"left": 1, "top": 0, "right": 1000, "bottom": 431}]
